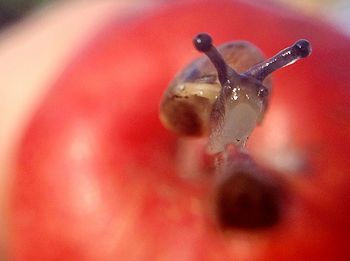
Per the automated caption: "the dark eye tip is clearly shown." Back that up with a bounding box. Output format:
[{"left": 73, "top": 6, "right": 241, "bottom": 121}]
[
  {"left": 294, "top": 39, "right": 312, "bottom": 58},
  {"left": 193, "top": 33, "right": 213, "bottom": 52}
]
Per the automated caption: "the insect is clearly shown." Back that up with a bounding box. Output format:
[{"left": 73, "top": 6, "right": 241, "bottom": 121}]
[{"left": 160, "top": 33, "right": 311, "bottom": 229}]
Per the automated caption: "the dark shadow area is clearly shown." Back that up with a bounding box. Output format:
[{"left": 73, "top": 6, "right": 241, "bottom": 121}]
[{"left": 0, "top": 0, "right": 55, "bottom": 29}]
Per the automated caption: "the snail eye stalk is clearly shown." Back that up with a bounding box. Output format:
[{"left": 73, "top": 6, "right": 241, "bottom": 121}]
[
  {"left": 245, "top": 39, "right": 312, "bottom": 81},
  {"left": 193, "top": 33, "right": 312, "bottom": 92},
  {"left": 193, "top": 33, "right": 241, "bottom": 87}
]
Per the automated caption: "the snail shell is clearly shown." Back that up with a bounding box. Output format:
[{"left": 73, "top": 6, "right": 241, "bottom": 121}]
[{"left": 159, "top": 41, "right": 272, "bottom": 137}]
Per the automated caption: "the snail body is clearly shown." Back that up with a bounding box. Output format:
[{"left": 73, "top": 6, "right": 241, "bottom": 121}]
[{"left": 160, "top": 40, "right": 271, "bottom": 138}]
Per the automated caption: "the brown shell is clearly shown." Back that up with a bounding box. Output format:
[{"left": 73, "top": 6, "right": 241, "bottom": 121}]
[{"left": 159, "top": 41, "right": 272, "bottom": 137}]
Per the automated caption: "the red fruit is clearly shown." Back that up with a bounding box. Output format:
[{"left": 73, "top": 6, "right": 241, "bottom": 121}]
[{"left": 8, "top": 0, "right": 350, "bottom": 260}]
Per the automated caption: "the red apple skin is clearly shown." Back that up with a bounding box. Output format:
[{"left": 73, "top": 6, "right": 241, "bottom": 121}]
[{"left": 8, "top": 0, "right": 350, "bottom": 260}]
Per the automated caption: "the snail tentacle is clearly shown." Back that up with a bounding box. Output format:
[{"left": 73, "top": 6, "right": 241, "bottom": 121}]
[
  {"left": 245, "top": 39, "right": 312, "bottom": 81},
  {"left": 193, "top": 33, "right": 241, "bottom": 86}
]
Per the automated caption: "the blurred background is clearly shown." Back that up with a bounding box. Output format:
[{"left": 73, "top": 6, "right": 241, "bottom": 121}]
[{"left": 0, "top": 0, "right": 350, "bottom": 34}]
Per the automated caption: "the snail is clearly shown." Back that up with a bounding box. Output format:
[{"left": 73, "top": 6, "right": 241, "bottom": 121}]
[
  {"left": 160, "top": 33, "right": 311, "bottom": 153},
  {"left": 160, "top": 33, "right": 311, "bottom": 229}
]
